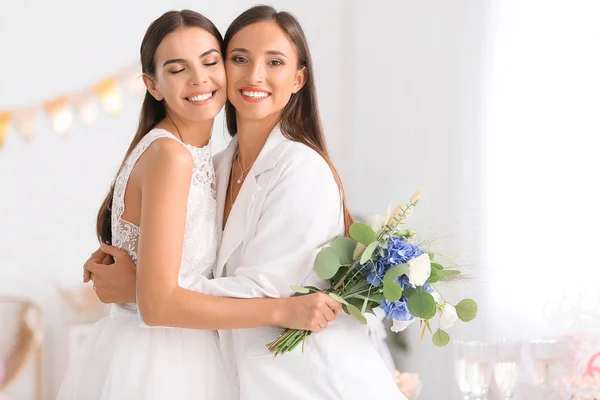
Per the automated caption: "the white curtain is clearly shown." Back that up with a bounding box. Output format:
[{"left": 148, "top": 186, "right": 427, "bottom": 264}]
[{"left": 482, "top": 0, "right": 600, "bottom": 339}]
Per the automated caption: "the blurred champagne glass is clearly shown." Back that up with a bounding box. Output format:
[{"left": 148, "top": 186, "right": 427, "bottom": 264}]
[
  {"left": 454, "top": 341, "right": 494, "bottom": 400},
  {"left": 493, "top": 340, "right": 521, "bottom": 400},
  {"left": 529, "top": 339, "right": 566, "bottom": 399}
]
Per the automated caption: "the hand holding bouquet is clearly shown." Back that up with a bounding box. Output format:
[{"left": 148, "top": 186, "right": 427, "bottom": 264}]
[{"left": 268, "top": 190, "right": 478, "bottom": 356}]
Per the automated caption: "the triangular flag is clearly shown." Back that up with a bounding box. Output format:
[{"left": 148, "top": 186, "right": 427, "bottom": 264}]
[
  {"left": 0, "top": 111, "right": 11, "bottom": 147},
  {"left": 44, "top": 97, "right": 73, "bottom": 134},
  {"left": 118, "top": 63, "right": 145, "bottom": 97},
  {"left": 71, "top": 90, "right": 98, "bottom": 125},
  {"left": 95, "top": 77, "right": 123, "bottom": 115},
  {"left": 12, "top": 108, "right": 37, "bottom": 140}
]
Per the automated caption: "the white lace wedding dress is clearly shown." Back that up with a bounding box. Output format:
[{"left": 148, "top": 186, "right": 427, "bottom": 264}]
[{"left": 57, "top": 128, "right": 234, "bottom": 400}]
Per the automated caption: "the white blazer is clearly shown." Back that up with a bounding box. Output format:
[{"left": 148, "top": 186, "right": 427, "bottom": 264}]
[{"left": 190, "top": 126, "right": 404, "bottom": 400}]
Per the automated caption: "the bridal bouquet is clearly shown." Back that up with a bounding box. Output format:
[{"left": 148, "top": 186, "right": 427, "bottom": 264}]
[{"left": 268, "top": 190, "right": 478, "bottom": 356}]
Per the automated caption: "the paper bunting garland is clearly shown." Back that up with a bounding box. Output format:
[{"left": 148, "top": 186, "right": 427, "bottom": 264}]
[{"left": 0, "top": 62, "right": 143, "bottom": 147}]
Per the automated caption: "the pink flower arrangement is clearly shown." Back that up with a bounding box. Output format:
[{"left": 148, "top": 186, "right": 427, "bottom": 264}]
[
  {"left": 585, "top": 352, "right": 600, "bottom": 377},
  {"left": 393, "top": 371, "right": 421, "bottom": 399}
]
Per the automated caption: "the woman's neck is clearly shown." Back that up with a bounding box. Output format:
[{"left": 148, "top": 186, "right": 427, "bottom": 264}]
[
  {"left": 235, "top": 113, "right": 280, "bottom": 168},
  {"left": 158, "top": 113, "right": 213, "bottom": 148}
]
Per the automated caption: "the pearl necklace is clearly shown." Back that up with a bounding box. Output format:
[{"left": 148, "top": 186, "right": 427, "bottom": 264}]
[{"left": 234, "top": 152, "right": 254, "bottom": 184}]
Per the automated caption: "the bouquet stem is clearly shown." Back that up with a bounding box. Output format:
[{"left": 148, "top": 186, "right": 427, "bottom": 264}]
[{"left": 267, "top": 329, "right": 311, "bottom": 356}]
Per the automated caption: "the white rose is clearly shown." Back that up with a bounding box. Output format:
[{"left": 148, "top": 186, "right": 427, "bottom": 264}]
[
  {"left": 391, "top": 318, "right": 416, "bottom": 333},
  {"left": 440, "top": 303, "right": 459, "bottom": 330},
  {"left": 407, "top": 253, "right": 431, "bottom": 286}
]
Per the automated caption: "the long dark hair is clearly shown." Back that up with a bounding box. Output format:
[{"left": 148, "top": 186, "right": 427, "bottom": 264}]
[
  {"left": 224, "top": 5, "right": 354, "bottom": 234},
  {"left": 96, "top": 10, "right": 224, "bottom": 244}
]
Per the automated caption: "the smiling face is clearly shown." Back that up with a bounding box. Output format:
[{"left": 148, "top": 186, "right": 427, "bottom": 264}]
[
  {"left": 143, "top": 26, "right": 227, "bottom": 123},
  {"left": 225, "top": 21, "right": 306, "bottom": 123}
]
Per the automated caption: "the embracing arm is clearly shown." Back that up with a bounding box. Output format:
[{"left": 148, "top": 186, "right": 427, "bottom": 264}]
[{"left": 91, "top": 138, "right": 337, "bottom": 331}]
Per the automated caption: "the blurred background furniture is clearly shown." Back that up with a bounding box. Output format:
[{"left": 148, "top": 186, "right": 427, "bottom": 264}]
[{"left": 0, "top": 297, "right": 43, "bottom": 400}]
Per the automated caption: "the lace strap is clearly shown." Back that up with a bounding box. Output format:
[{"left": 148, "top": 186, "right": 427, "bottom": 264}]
[{"left": 111, "top": 129, "right": 189, "bottom": 223}]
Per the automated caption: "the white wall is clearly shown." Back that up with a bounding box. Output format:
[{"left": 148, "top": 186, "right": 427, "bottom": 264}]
[
  {"left": 347, "top": 2, "right": 489, "bottom": 398},
  {"left": 0, "top": 1, "right": 491, "bottom": 398}
]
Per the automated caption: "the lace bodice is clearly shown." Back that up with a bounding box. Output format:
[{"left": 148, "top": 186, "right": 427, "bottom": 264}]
[{"left": 111, "top": 128, "right": 217, "bottom": 294}]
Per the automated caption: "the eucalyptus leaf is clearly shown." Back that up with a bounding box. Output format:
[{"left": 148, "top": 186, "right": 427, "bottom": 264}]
[
  {"left": 331, "top": 237, "right": 357, "bottom": 265},
  {"left": 360, "top": 242, "right": 379, "bottom": 264},
  {"left": 304, "top": 286, "right": 322, "bottom": 293},
  {"left": 328, "top": 292, "right": 349, "bottom": 305},
  {"left": 347, "top": 303, "right": 367, "bottom": 325},
  {"left": 361, "top": 296, "right": 369, "bottom": 313},
  {"left": 368, "top": 293, "right": 386, "bottom": 302},
  {"left": 455, "top": 299, "right": 478, "bottom": 322},
  {"left": 406, "top": 289, "right": 437, "bottom": 319},
  {"left": 432, "top": 329, "right": 450, "bottom": 347},
  {"left": 347, "top": 297, "right": 364, "bottom": 310},
  {"left": 428, "top": 270, "right": 440, "bottom": 283},
  {"left": 424, "top": 306, "right": 437, "bottom": 319},
  {"left": 404, "top": 287, "right": 416, "bottom": 298},
  {"left": 290, "top": 285, "right": 309, "bottom": 294},
  {"left": 383, "top": 281, "right": 403, "bottom": 302},
  {"left": 314, "top": 248, "right": 341, "bottom": 280},
  {"left": 317, "top": 235, "right": 339, "bottom": 248},
  {"left": 331, "top": 266, "right": 349, "bottom": 283},
  {"left": 349, "top": 223, "right": 377, "bottom": 246},
  {"left": 438, "top": 270, "right": 461, "bottom": 279},
  {"left": 342, "top": 304, "right": 348, "bottom": 315},
  {"left": 431, "top": 263, "right": 444, "bottom": 271},
  {"left": 383, "top": 264, "right": 409, "bottom": 284}
]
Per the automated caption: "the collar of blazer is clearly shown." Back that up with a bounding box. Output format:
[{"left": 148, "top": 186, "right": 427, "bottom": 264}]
[{"left": 213, "top": 124, "right": 291, "bottom": 277}]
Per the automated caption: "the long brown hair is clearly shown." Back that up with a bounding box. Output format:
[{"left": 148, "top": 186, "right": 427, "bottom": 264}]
[
  {"left": 96, "top": 10, "right": 224, "bottom": 244},
  {"left": 224, "top": 6, "right": 354, "bottom": 234}
]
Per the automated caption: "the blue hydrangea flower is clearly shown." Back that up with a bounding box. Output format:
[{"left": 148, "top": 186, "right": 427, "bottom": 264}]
[
  {"left": 383, "top": 238, "right": 424, "bottom": 266},
  {"left": 356, "top": 239, "right": 425, "bottom": 287},
  {"left": 395, "top": 274, "right": 415, "bottom": 290},
  {"left": 394, "top": 275, "right": 433, "bottom": 291},
  {"left": 363, "top": 259, "right": 387, "bottom": 287},
  {"left": 380, "top": 297, "right": 415, "bottom": 321}
]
